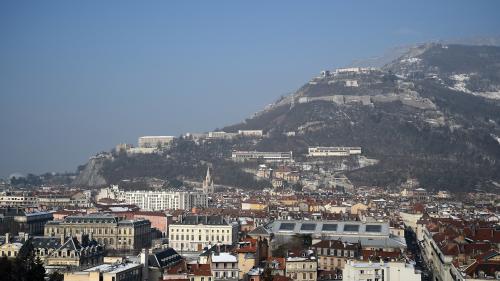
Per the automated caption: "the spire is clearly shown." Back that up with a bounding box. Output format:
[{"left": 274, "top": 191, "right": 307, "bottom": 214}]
[
  {"left": 206, "top": 166, "right": 212, "bottom": 183},
  {"left": 202, "top": 166, "right": 214, "bottom": 194}
]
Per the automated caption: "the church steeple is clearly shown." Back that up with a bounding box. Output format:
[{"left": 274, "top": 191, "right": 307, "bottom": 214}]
[{"left": 202, "top": 166, "right": 214, "bottom": 194}]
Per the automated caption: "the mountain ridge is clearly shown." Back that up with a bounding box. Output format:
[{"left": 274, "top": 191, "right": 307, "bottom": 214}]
[{"left": 73, "top": 43, "right": 500, "bottom": 193}]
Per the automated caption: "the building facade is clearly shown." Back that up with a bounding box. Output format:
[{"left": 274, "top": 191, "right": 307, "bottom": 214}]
[
  {"left": 120, "top": 190, "right": 208, "bottom": 211},
  {"left": 342, "top": 260, "right": 421, "bottom": 281},
  {"left": 231, "top": 151, "right": 293, "bottom": 163},
  {"left": 285, "top": 256, "right": 317, "bottom": 281},
  {"left": 0, "top": 207, "right": 53, "bottom": 235},
  {"left": 169, "top": 216, "right": 238, "bottom": 252},
  {"left": 0, "top": 193, "right": 38, "bottom": 207},
  {"left": 64, "top": 262, "right": 143, "bottom": 281},
  {"left": 307, "top": 147, "right": 362, "bottom": 157},
  {"left": 44, "top": 214, "right": 151, "bottom": 251},
  {"left": 211, "top": 252, "right": 239, "bottom": 281},
  {"left": 138, "top": 136, "right": 175, "bottom": 148},
  {"left": 311, "top": 240, "right": 361, "bottom": 271}
]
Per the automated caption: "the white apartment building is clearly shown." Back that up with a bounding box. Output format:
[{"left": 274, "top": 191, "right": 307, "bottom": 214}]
[
  {"left": 0, "top": 193, "right": 39, "bottom": 207},
  {"left": 342, "top": 260, "right": 421, "bottom": 281},
  {"left": 231, "top": 151, "right": 293, "bottom": 162},
  {"left": 308, "top": 147, "right": 362, "bottom": 157},
  {"left": 238, "top": 130, "right": 263, "bottom": 137},
  {"left": 207, "top": 131, "right": 238, "bottom": 140},
  {"left": 138, "top": 136, "right": 175, "bottom": 148},
  {"left": 169, "top": 216, "right": 238, "bottom": 252},
  {"left": 211, "top": 252, "right": 239, "bottom": 281},
  {"left": 119, "top": 190, "right": 208, "bottom": 211}
]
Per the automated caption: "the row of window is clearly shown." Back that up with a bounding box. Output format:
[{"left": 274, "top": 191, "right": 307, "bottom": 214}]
[
  {"left": 170, "top": 234, "right": 229, "bottom": 242},
  {"left": 287, "top": 263, "right": 316, "bottom": 270},
  {"left": 287, "top": 272, "right": 315, "bottom": 280},
  {"left": 316, "top": 248, "right": 355, "bottom": 257},
  {"left": 214, "top": 271, "right": 236, "bottom": 278},
  {"left": 47, "top": 227, "right": 133, "bottom": 235},
  {"left": 171, "top": 228, "right": 230, "bottom": 233}
]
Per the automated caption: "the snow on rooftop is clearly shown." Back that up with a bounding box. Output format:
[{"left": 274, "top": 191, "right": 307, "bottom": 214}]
[
  {"left": 211, "top": 253, "right": 237, "bottom": 263},
  {"left": 108, "top": 206, "right": 131, "bottom": 212}
]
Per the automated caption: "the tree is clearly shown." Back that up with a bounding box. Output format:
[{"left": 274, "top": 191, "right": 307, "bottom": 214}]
[
  {"left": 0, "top": 256, "right": 13, "bottom": 281},
  {"left": 12, "top": 239, "right": 46, "bottom": 281},
  {"left": 48, "top": 272, "right": 64, "bottom": 281}
]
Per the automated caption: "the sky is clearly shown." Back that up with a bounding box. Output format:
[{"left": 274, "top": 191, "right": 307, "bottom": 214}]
[{"left": 1, "top": 1, "right": 500, "bottom": 178}]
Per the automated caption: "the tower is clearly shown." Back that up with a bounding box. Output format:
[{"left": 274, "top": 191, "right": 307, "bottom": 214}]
[{"left": 202, "top": 166, "right": 214, "bottom": 194}]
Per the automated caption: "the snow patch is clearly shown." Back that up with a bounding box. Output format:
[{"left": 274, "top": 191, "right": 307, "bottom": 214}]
[
  {"left": 400, "top": 57, "right": 421, "bottom": 64},
  {"left": 491, "top": 134, "right": 500, "bottom": 145}
]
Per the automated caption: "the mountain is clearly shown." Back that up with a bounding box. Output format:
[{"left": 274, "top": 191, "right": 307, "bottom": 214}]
[
  {"left": 74, "top": 43, "right": 500, "bottom": 192},
  {"left": 223, "top": 43, "right": 500, "bottom": 192}
]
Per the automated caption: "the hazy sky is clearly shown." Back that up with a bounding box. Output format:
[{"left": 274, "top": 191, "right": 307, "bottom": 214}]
[{"left": 1, "top": 1, "right": 499, "bottom": 178}]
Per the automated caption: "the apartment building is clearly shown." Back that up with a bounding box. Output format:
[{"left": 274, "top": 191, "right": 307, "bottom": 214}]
[
  {"left": 231, "top": 151, "right": 293, "bottom": 163},
  {"left": 342, "top": 260, "right": 421, "bottom": 281},
  {"left": 238, "top": 130, "right": 263, "bottom": 138},
  {"left": 119, "top": 190, "right": 208, "bottom": 211},
  {"left": 285, "top": 255, "right": 317, "bottom": 281},
  {"left": 210, "top": 252, "right": 239, "bottom": 281},
  {"left": 169, "top": 215, "right": 238, "bottom": 252},
  {"left": 0, "top": 193, "right": 38, "bottom": 207},
  {"left": 307, "top": 147, "right": 362, "bottom": 157},
  {"left": 311, "top": 240, "right": 361, "bottom": 271}
]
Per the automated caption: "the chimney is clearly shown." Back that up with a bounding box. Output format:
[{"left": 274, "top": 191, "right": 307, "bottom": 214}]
[
  {"left": 5, "top": 233, "right": 10, "bottom": 243},
  {"left": 24, "top": 233, "right": 29, "bottom": 242},
  {"left": 140, "top": 249, "right": 149, "bottom": 281},
  {"left": 61, "top": 234, "right": 66, "bottom": 245}
]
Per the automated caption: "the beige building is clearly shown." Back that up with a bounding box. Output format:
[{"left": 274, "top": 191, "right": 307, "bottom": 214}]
[
  {"left": 285, "top": 256, "right": 317, "bottom": 281},
  {"left": 241, "top": 201, "right": 267, "bottom": 211},
  {"left": 138, "top": 136, "right": 175, "bottom": 148},
  {"left": 1, "top": 233, "right": 104, "bottom": 270},
  {"left": 169, "top": 215, "right": 238, "bottom": 252},
  {"left": 238, "top": 130, "right": 263, "bottom": 137},
  {"left": 0, "top": 233, "right": 22, "bottom": 258},
  {"left": 350, "top": 203, "right": 368, "bottom": 215},
  {"left": 44, "top": 214, "right": 151, "bottom": 251},
  {"left": 311, "top": 240, "right": 361, "bottom": 271}
]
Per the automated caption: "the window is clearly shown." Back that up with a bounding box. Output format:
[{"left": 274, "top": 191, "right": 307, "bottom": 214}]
[
  {"left": 279, "top": 223, "right": 295, "bottom": 231},
  {"left": 300, "top": 223, "right": 316, "bottom": 231},
  {"left": 322, "top": 224, "right": 338, "bottom": 231},
  {"left": 343, "top": 224, "right": 360, "bottom": 232},
  {"left": 365, "top": 225, "right": 382, "bottom": 232}
]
